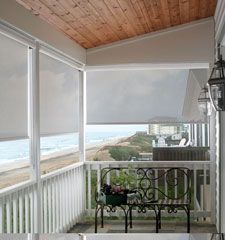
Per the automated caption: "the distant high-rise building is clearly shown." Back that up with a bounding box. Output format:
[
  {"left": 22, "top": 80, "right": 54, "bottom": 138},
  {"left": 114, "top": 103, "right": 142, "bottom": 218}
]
[{"left": 148, "top": 124, "right": 184, "bottom": 136}]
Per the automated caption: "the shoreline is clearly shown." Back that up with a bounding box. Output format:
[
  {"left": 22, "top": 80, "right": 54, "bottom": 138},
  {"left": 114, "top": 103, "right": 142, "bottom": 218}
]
[
  {"left": 0, "top": 136, "right": 127, "bottom": 174},
  {"left": 0, "top": 136, "right": 129, "bottom": 189}
]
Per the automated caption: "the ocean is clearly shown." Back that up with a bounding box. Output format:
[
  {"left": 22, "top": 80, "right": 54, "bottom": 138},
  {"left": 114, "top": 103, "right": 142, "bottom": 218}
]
[{"left": 0, "top": 131, "right": 135, "bottom": 164}]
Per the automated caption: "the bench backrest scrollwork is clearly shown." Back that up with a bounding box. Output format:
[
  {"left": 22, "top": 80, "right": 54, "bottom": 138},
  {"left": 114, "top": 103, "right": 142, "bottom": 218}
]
[{"left": 99, "top": 167, "right": 191, "bottom": 204}]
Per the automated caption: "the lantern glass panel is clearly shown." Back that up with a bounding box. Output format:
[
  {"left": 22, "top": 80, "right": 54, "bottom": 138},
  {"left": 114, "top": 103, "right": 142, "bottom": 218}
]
[{"left": 210, "top": 84, "right": 225, "bottom": 111}]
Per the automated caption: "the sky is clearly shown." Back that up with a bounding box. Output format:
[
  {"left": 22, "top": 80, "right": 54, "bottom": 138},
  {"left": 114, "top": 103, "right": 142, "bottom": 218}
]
[
  {"left": 86, "top": 69, "right": 189, "bottom": 124},
  {"left": 86, "top": 124, "right": 148, "bottom": 133}
]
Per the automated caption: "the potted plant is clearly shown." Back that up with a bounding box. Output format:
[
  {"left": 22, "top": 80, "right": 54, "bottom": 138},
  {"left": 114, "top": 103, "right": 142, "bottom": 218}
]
[{"left": 99, "top": 167, "right": 137, "bottom": 206}]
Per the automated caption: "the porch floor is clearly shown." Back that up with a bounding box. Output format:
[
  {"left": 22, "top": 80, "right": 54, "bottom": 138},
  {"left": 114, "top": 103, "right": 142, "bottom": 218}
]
[{"left": 69, "top": 220, "right": 217, "bottom": 234}]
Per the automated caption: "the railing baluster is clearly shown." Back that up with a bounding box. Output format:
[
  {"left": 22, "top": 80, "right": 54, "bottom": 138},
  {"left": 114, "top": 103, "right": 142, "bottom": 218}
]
[
  {"left": 74, "top": 168, "right": 77, "bottom": 222},
  {"left": 175, "top": 169, "right": 178, "bottom": 199},
  {"left": 194, "top": 165, "right": 197, "bottom": 218},
  {"left": 6, "top": 196, "right": 12, "bottom": 233},
  {"left": 66, "top": 173, "right": 69, "bottom": 230},
  {"left": 29, "top": 187, "right": 34, "bottom": 233},
  {"left": 87, "top": 165, "right": 91, "bottom": 214},
  {"left": 48, "top": 179, "right": 52, "bottom": 233},
  {"left": 69, "top": 171, "right": 72, "bottom": 227},
  {"left": 155, "top": 169, "right": 158, "bottom": 201},
  {"left": 203, "top": 164, "right": 207, "bottom": 219},
  {"left": 63, "top": 173, "right": 67, "bottom": 232},
  {"left": 13, "top": 193, "right": 18, "bottom": 233},
  {"left": 43, "top": 181, "right": 48, "bottom": 233},
  {"left": 184, "top": 169, "right": 187, "bottom": 202},
  {"left": 52, "top": 177, "right": 56, "bottom": 233},
  {"left": 78, "top": 168, "right": 83, "bottom": 217},
  {"left": 75, "top": 168, "right": 78, "bottom": 221},
  {"left": 164, "top": 169, "right": 168, "bottom": 211},
  {"left": 97, "top": 166, "right": 101, "bottom": 194},
  {"left": 0, "top": 199, "right": 4, "bottom": 233},
  {"left": 25, "top": 189, "right": 29, "bottom": 233},
  {"left": 56, "top": 176, "right": 61, "bottom": 233}
]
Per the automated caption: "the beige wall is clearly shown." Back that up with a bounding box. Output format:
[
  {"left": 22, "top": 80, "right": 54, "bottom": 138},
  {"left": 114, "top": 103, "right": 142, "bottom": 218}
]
[{"left": 87, "top": 18, "right": 214, "bottom": 67}]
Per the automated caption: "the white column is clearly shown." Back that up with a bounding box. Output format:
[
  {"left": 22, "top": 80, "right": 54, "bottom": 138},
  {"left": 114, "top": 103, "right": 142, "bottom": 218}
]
[
  {"left": 194, "top": 124, "right": 198, "bottom": 146},
  {"left": 28, "top": 42, "right": 41, "bottom": 233},
  {"left": 209, "top": 110, "right": 216, "bottom": 224},
  {"left": 79, "top": 70, "right": 86, "bottom": 162},
  {"left": 188, "top": 124, "right": 191, "bottom": 143},
  {"left": 202, "top": 124, "right": 206, "bottom": 147},
  {"left": 220, "top": 111, "right": 225, "bottom": 232}
]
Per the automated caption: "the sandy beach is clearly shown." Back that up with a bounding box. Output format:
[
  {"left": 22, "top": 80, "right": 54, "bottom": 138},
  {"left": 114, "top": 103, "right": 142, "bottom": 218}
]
[{"left": 0, "top": 136, "right": 128, "bottom": 189}]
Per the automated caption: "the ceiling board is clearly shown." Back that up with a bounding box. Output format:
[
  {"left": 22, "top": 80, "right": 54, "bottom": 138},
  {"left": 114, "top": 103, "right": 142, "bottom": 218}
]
[{"left": 16, "top": 0, "right": 217, "bottom": 49}]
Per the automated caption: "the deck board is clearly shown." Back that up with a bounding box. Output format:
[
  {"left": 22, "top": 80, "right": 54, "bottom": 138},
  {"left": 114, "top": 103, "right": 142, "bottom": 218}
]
[{"left": 69, "top": 220, "right": 217, "bottom": 234}]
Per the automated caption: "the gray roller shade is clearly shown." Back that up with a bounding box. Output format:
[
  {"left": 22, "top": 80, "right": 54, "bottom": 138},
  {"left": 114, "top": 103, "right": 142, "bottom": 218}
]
[
  {"left": 40, "top": 53, "right": 79, "bottom": 136},
  {"left": 87, "top": 69, "right": 206, "bottom": 124},
  {"left": 0, "top": 33, "right": 28, "bottom": 140}
]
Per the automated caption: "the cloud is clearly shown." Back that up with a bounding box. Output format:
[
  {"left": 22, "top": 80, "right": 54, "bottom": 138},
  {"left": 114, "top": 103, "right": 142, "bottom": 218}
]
[{"left": 86, "top": 69, "right": 189, "bottom": 123}]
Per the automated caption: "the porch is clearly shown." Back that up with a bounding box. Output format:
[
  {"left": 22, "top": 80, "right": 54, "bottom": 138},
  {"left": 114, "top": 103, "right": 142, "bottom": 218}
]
[
  {"left": 0, "top": 160, "right": 216, "bottom": 234},
  {"left": 0, "top": 0, "right": 225, "bottom": 236}
]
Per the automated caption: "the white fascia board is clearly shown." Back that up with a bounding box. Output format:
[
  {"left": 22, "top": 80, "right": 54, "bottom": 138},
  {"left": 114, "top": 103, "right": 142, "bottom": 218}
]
[
  {"left": 0, "top": 0, "right": 86, "bottom": 65},
  {"left": 87, "top": 18, "right": 214, "bottom": 67},
  {"left": 84, "top": 63, "right": 209, "bottom": 72}
]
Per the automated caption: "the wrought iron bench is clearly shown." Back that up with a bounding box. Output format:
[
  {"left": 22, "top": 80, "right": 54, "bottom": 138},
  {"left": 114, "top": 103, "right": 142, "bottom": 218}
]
[{"left": 95, "top": 167, "right": 191, "bottom": 233}]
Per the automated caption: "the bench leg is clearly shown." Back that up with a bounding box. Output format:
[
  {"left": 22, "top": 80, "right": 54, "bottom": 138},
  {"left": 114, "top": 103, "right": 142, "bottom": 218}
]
[
  {"left": 125, "top": 211, "right": 128, "bottom": 233},
  {"left": 95, "top": 205, "right": 99, "bottom": 233},
  {"left": 129, "top": 207, "right": 133, "bottom": 228},
  {"left": 187, "top": 207, "right": 190, "bottom": 233},
  {"left": 156, "top": 215, "right": 159, "bottom": 233},
  {"left": 155, "top": 209, "right": 159, "bottom": 233},
  {"left": 158, "top": 209, "right": 161, "bottom": 229},
  {"left": 101, "top": 205, "right": 104, "bottom": 228}
]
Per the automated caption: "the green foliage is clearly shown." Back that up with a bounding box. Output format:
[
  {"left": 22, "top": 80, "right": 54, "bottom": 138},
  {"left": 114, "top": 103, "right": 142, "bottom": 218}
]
[
  {"left": 109, "top": 146, "right": 139, "bottom": 161},
  {"left": 129, "top": 134, "right": 154, "bottom": 152},
  {"left": 115, "top": 167, "right": 136, "bottom": 187}
]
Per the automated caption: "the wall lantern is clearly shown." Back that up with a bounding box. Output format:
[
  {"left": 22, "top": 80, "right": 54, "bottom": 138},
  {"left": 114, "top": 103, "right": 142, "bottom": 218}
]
[
  {"left": 198, "top": 87, "right": 211, "bottom": 119},
  {"left": 208, "top": 56, "right": 225, "bottom": 111}
]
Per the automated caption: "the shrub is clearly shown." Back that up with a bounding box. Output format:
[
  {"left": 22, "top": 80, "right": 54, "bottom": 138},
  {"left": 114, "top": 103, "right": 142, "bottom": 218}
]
[{"left": 109, "top": 146, "right": 139, "bottom": 161}]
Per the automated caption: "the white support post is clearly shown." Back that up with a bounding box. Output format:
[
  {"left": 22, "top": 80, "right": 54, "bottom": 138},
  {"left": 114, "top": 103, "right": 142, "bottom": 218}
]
[
  {"left": 188, "top": 124, "right": 191, "bottom": 143},
  {"left": 79, "top": 70, "right": 86, "bottom": 162},
  {"left": 219, "top": 111, "right": 225, "bottom": 232},
  {"left": 210, "top": 110, "right": 216, "bottom": 224},
  {"left": 202, "top": 124, "right": 206, "bottom": 147},
  {"left": 194, "top": 124, "right": 198, "bottom": 146},
  {"left": 28, "top": 42, "right": 41, "bottom": 233}
]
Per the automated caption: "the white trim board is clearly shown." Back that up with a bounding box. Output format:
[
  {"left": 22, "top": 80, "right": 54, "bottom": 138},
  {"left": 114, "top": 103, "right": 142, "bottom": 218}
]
[{"left": 84, "top": 63, "right": 209, "bottom": 72}]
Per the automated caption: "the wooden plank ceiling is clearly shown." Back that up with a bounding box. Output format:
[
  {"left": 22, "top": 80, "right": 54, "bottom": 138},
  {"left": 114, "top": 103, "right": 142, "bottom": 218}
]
[{"left": 16, "top": 0, "right": 217, "bottom": 49}]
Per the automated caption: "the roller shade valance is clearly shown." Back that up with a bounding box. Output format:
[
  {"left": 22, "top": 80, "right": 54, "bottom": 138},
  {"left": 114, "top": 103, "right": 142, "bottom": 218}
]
[
  {"left": 40, "top": 53, "right": 79, "bottom": 136},
  {"left": 86, "top": 69, "right": 206, "bottom": 124},
  {"left": 0, "top": 33, "right": 28, "bottom": 140}
]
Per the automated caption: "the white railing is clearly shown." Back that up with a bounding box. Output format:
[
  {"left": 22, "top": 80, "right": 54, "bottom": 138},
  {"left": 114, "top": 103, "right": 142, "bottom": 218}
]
[
  {"left": 0, "top": 160, "right": 216, "bottom": 233},
  {"left": 41, "top": 162, "right": 85, "bottom": 233},
  {"left": 0, "top": 162, "right": 85, "bottom": 233},
  {"left": 85, "top": 161, "right": 215, "bottom": 220}
]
